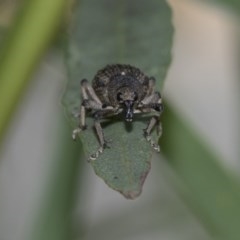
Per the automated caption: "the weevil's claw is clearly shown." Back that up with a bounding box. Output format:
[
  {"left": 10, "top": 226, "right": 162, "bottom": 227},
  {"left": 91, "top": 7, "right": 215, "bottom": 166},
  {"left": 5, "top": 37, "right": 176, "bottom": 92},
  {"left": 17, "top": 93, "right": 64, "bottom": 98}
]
[
  {"left": 88, "top": 154, "right": 97, "bottom": 162},
  {"left": 152, "top": 143, "right": 160, "bottom": 152},
  {"left": 143, "top": 130, "right": 160, "bottom": 152},
  {"left": 72, "top": 126, "right": 87, "bottom": 141},
  {"left": 72, "top": 128, "right": 82, "bottom": 141},
  {"left": 88, "top": 146, "right": 104, "bottom": 162},
  {"left": 88, "top": 139, "right": 112, "bottom": 162}
]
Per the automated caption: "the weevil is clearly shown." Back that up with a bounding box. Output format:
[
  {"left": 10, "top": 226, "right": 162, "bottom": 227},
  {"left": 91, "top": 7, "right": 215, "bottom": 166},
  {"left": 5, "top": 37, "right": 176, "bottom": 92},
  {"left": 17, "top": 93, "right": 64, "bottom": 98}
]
[{"left": 72, "top": 64, "right": 163, "bottom": 161}]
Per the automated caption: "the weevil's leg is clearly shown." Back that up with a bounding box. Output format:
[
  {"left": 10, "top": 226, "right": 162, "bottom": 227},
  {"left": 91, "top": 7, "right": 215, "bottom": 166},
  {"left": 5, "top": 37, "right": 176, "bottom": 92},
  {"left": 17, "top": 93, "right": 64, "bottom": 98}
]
[
  {"left": 72, "top": 103, "right": 87, "bottom": 141},
  {"left": 72, "top": 79, "right": 103, "bottom": 140},
  {"left": 139, "top": 91, "right": 163, "bottom": 152},
  {"left": 72, "top": 128, "right": 82, "bottom": 140},
  {"left": 88, "top": 120, "right": 105, "bottom": 161},
  {"left": 80, "top": 79, "right": 102, "bottom": 126},
  {"left": 72, "top": 108, "right": 87, "bottom": 141},
  {"left": 81, "top": 79, "right": 102, "bottom": 105},
  {"left": 143, "top": 115, "right": 161, "bottom": 152},
  {"left": 80, "top": 104, "right": 86, "bottom": 128},
  {"left": 88, "top": 109, "right": 116, "bottom": 161},
  {"left": 95, "top": 120, "right": 105, "bottom": 147},
  {"left": 146, "top": 77, "right": 156, "bottom": 96},
  {"left": 141, "top": 91, "right": 162, "bottom": 106}
]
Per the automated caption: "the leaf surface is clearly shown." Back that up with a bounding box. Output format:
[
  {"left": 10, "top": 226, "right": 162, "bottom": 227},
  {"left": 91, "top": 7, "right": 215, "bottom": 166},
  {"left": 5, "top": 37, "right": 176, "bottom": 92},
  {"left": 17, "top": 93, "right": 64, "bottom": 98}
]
[{"left": 63, "top": 0, "right": 173, "bottom": 198}]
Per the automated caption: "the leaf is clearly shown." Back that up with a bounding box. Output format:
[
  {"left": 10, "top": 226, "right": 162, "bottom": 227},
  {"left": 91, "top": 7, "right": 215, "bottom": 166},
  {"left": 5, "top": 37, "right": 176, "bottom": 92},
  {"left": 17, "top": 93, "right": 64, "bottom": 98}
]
[
  {"left": 0, "top": 27, "right": 5, "bottom": 50},
  {"left": 28, "top": 112, "right": 84, "bottom": 240},
  {"left": 211, "top": 0, "right": 240, "bottom": 12},
  {"left": 63, "top": 0, "right": 173, "bottom": 199},
  {"left": 161, "top": 103, "right": 240, "bottom": 240},
  {"left": 0, "top": 0, "right": 67, "bottom": 142}
]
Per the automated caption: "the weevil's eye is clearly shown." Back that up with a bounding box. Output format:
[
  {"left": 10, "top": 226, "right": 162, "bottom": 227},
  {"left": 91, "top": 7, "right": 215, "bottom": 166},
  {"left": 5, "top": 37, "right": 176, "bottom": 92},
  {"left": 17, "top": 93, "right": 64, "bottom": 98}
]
[
  {"left": 133, "top": 91, "right": 138, "bottom": 101},
  {"left": 117, "top": 92, "right": 123, "bottom": 102}
]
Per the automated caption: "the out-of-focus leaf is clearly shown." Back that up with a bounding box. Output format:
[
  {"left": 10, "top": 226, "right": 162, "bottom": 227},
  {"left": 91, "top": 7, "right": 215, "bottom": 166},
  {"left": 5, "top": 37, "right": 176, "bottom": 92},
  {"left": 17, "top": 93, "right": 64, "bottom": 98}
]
[
  {"left": 161, "top": 104, "right": 240, "bottom": 240},
  {"left": 63, "top": 0, "right": 173, "bottom": 199},
  {"left": 0, "top": 27, "right": 4, "bottom": 44},
  {"left": 0, "top": 1, "right": 19, "bottom": 28},
  {"left": 28, "top": 112, "right": 83, "bottom": 240},
  {"left": 212, "top": 0, "right": 240, "bottom": 12},
  {"left": 0, "top": 0, "right": 67, "bottom": 142}
]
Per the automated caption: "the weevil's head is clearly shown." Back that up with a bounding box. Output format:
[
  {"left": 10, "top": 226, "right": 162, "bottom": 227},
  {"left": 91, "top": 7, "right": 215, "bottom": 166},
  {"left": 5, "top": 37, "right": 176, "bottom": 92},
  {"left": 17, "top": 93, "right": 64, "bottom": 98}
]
[{"left": 117, "top": 88, "right": 138, "bottom": 122}]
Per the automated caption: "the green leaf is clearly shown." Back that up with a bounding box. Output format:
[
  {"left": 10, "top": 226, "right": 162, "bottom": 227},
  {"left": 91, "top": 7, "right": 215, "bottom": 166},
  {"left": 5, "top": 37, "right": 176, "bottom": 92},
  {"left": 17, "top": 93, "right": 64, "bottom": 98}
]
[
  {"left": 0, "top": 27, "right": 4, "bottom": 42},
  {"left": 211, "top": 0, "right": 240, "bottom": 12},
  {"left": 63, "top": 0, "right": 173, "bottom": 198},
  {"left": 161, "top": 104, "right": 240, "bottom": 240},
  {"left": 28, "top": 112, "right": 84, "bottom": 240},
  {"left": 0, "top": 0, "right": 67, "bottom": 142}
]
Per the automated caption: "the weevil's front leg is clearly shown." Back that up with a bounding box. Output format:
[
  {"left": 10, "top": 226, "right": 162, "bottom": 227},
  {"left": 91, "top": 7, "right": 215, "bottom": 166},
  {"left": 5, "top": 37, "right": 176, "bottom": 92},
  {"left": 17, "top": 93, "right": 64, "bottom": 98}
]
[
  {"left": 139, "top": 91, "right": 164, "bottom": 152},
  {"left": 143, "top": 115, "right": 162, "bottom": 152},
  {"left": 72, "top": 79, "right": 103, "bottom": 140},
  {"left": 81, "top": 79, "right": 102, "bottom": 105}
]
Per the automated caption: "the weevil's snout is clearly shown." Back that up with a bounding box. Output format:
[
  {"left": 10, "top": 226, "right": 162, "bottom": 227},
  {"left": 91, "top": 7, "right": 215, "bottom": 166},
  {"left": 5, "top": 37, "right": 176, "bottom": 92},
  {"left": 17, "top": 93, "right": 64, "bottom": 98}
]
[
  {"left": 124, "top": 100, "right": 134, "bottom": 122},
  {"left": 117, "top": 90, "right": 138, "bottom": 122}
]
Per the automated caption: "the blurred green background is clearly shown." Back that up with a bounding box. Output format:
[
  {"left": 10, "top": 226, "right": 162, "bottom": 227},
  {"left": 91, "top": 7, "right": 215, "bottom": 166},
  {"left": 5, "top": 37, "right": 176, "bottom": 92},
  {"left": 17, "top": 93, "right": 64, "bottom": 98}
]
[{"left": 0, "top": 0, "right": 240, "bottom": 240}]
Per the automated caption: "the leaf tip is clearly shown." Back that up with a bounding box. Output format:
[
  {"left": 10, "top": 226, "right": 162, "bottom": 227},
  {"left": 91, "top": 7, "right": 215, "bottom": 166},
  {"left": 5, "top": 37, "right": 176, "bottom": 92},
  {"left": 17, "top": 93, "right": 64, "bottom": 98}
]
[{"left": 122, "top": 189, "right": 142, "bottom": 199}]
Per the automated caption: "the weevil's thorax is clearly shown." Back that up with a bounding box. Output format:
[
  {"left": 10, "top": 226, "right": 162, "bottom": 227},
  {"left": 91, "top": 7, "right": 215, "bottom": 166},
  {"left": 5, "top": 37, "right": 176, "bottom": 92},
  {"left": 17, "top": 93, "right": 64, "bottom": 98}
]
[
  {"left": 92, "top": 64, "right": 150, "bottom": 106},
  {"left": 107, "top": 75, "right": 144, "bottom": 106}
]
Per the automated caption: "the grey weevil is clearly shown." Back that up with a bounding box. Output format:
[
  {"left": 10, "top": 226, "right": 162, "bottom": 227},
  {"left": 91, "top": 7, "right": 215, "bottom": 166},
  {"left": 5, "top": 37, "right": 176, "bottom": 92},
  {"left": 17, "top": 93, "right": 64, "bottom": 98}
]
[{"left": 72, "top": 64, "right": 163, "bottom": 161}]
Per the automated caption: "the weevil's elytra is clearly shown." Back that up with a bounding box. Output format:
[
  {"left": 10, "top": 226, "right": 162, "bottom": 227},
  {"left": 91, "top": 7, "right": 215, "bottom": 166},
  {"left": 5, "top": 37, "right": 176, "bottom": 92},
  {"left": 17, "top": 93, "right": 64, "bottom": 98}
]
[{"left": 72, "top": 64, "right": 163, "bottom": 161}]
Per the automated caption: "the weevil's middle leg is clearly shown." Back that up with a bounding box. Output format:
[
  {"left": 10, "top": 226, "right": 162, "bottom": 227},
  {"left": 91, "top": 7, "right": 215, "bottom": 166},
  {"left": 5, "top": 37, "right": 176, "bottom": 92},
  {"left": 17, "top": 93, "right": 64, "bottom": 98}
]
[
  {"left": 72, "top": 104, "right": 87, "bottom": 141},
  {"left": 72, "top": 79, "right": 103, "bottom": 141},
  {"left": 88, "top": 120, "right": 105, "bottom": 161},
  {"left": 88, "top": 110, "right": 115, "bottom": 161}
]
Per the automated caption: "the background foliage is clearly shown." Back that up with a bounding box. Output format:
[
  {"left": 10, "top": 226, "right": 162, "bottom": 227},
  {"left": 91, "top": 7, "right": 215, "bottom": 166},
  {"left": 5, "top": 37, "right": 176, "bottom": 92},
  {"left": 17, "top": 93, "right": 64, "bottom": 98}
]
[{"left": 0, "top": 0, "right": 239, "bottom": 240}]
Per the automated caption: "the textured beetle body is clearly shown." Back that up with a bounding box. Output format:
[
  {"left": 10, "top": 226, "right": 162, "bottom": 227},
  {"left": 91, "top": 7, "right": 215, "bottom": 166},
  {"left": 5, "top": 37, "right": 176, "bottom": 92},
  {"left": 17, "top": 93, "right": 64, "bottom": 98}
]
[
  {"left": 93, "top": 64, "right": 149, "bottom": 107},
  {"left": 72, "top": 64, "right": 163, "bottom": 161}
]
